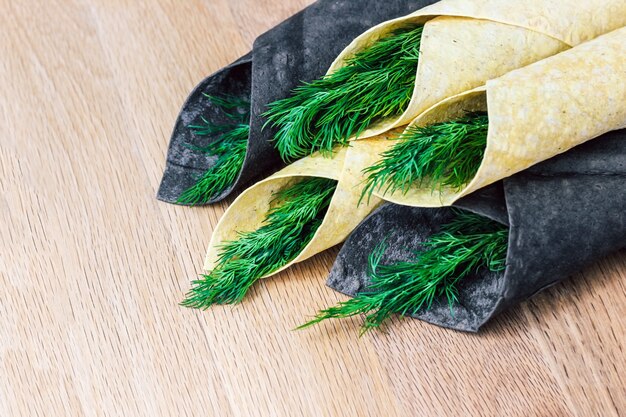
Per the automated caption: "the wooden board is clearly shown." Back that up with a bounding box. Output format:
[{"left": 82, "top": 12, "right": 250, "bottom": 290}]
[{"left": 1, "top": 0, "right": 625, "bottom": 415}]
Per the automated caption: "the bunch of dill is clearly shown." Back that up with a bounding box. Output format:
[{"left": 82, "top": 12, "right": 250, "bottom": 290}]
[
  {"left": 264, "top": 25, "right": 424, "bottom": 161},
  {"left": 181, "top": 177, "right": 338, "bottom": 308},
  {"left": 362, "top": 112, "right": 490, "bottom": 200},
  {"left": 299, "top": 210, "right": 508, "bottom": 333},
  {"left": 177, "top": 95, "right": 250, "bottom": 205}
]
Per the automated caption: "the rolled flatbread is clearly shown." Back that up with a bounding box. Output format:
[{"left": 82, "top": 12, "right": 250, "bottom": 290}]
[
  {"left": 327, "top": 129, "right": 626, "bottom": 332},
  {"left": 204, "top": 134, "right": 399, "bottom": 276},
  {"left": 370, "top": 26, "right": 626, "bottom": 207},
  {"left": 157, "top": 0, "right": 430, "bottom": 204},
  {"left": 159, "top": 0, "right": 626, "bottom": 204},
  {"left": 331, "top": 0, "right": 626, "bottom": 139}
]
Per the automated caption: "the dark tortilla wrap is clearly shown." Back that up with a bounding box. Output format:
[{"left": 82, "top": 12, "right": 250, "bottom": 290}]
[
  {"left": 327, "top": 130, "right": 626, "bottom": 332},
  {"left": 157, "top": 0, "right": 433, "bottom": 204}
]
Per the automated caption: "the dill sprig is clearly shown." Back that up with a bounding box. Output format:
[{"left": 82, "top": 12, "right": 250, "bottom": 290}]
[
  {"left": 299, "top": 210, "right": 508, "bottom": 333},
  {"left": 181, "top": 177, "right": 338, "bottom": 308},
  {"left": 362, "top": 112, "right": 489, "bottom": 200},
  {"left": 177, "top": 125, "right": 249, "bottom": 204},
  {"left": 177, "top": 94, "right": 250, "bottom": 205},
  {"left": 264, "top": 25, "right": 424, "bottom": 161}
]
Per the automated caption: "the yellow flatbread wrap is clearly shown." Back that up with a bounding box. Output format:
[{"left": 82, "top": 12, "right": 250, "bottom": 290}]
[
  {"left": 328, "top": 0, "right": 626, "bottom": 139},
  {"left": 204, "top": 135, "right": 397, "bottom": 276},
  {"left": 372, "top": 27, "right": 626, "bottom": 207}
]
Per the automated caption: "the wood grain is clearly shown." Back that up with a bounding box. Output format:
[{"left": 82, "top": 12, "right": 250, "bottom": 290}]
[{"left": 1, "top": 1, "right": 624, "bottom": 416}]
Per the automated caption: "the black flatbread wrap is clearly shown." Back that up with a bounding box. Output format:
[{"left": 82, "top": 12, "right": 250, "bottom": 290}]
[
  {"left": 327, "top": 130, "right": 626, "bottom": 332},
  {"left": 158, "top": 0, "right": 436, "bottom": 204}
]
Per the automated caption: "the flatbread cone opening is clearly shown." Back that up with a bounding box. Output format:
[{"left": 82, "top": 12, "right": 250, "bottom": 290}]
[
  {"left": 203, "top": 135, "right": 401, "bottom": 278},
  {"left": 370, "top": 26, "right": 626, "bottom": 207},
  {"left": 327, "top": 0, "right": 626, "bottom": 140}
]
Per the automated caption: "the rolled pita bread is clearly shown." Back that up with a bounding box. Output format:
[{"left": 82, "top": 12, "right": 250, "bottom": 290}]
[
  {"left": 328, "top": 129, "right": 626, "bottom": 332},
  {"left": 204, "top": 134, "right": 401, "bottom": 276},
  {"left": 332, "top": 0, "right": 626, "bottom": 139},
  {"left": 370, "top": 26, "right": 626, "bottom": 207},
  {"left": 157, "top": 0, "right": 431, "bottom": 204}
]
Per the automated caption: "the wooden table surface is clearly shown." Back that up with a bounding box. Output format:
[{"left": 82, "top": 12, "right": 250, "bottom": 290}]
[{"left": 2, "top": 1, "right": 625, "bottom": 416}]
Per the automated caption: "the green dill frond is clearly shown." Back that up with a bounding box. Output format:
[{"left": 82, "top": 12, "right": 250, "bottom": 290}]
[
  {"left": 362, "top": 112, "right": 489, "bottom": 200},
  {"left": 177, "top": 124, "right": 249, "bottom": 205},
  {"left": 264, "top": 25, "right": 424, "bottom": 161},
  {"left": 187, "top": 116, "right": 235, "bottom": 137},
  {"left": 181, "top": 177, "right": 338, "bottom": 309},
  {"left": 177, "top": 95, "right": 250, "bottom": 205},
  {"left": 299, "top": 210, "right": 508, "bottom": 333},
  {"left": 202, "top": 94, "right": 250, "bottom": 121}
]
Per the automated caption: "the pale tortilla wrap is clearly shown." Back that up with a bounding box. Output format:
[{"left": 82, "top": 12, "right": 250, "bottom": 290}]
[
  {"left": 372, "top": 27, "right": 626, "bottom": 207},
  {"left": 328, "top": 0, "right": 626, "bottom": 139},
  {"left": 204, "top": 134, "right": 400, "bottom": 276}
]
